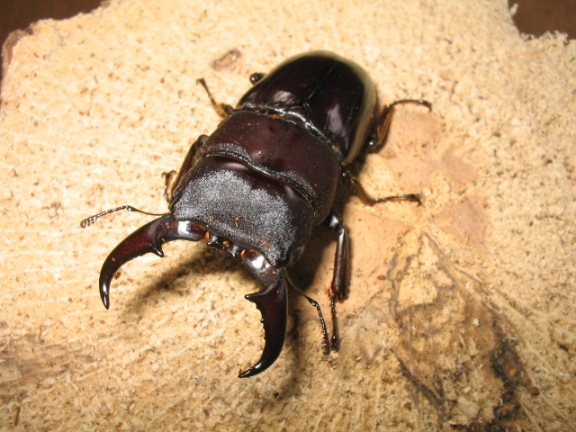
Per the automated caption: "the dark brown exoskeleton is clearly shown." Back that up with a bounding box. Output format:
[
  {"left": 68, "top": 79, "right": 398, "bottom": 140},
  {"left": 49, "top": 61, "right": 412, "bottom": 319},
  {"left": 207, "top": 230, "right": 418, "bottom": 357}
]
[{"left": 81, "top": 51, "right": 431, "bottom": 377}]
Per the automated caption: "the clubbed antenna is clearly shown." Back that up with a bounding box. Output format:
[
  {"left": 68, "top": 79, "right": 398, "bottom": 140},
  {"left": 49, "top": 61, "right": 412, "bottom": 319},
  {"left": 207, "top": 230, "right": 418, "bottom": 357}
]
[{"left": 80, "top": 206, "right": 166, "bottom": 228}]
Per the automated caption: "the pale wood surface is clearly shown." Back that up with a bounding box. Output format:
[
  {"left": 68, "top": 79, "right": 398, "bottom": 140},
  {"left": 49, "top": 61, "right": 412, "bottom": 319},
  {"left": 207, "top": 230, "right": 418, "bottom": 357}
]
[{"left": 1, "top": 0, "right": 575, "bottom": 430}]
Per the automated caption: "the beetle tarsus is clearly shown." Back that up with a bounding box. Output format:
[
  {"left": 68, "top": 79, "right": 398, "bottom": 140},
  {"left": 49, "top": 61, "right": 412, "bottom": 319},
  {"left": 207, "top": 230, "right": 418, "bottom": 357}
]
[{"left": 329, "top": 297, "right": 340, "bottom": 351}]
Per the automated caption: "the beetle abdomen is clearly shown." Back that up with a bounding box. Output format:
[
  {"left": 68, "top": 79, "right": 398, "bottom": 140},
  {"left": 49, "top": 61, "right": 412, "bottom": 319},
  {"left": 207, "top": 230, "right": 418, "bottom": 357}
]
[
  {"left": 238, "top": 51, "right": 379, "bottom": 163},
  {"left": 199, "top": 111, "right": 341, "bottom": 223}
]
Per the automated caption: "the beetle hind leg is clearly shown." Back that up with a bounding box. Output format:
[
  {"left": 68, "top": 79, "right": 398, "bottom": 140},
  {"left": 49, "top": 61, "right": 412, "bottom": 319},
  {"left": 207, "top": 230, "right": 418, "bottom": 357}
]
[
  {"left": 365, "top": 98, "right": 432, "bottom": 153},
  {"left": 343, "top": 170, "right": 423, "bottom": 207},
  {"left": 348, "top": 98, "right": 431, "bottom": 206}
]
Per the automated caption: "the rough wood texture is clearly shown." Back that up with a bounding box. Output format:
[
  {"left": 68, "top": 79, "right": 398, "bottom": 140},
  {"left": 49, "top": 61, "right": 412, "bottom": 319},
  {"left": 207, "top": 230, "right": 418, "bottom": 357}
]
[{"left": 1, "top": 0, "right": 574, "bottom": 430}]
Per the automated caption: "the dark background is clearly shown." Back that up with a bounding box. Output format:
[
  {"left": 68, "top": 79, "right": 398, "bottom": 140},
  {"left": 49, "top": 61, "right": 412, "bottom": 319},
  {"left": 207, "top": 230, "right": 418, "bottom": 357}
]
[{"left": 1, "top": 0, "right": 575, "bottom": 86}]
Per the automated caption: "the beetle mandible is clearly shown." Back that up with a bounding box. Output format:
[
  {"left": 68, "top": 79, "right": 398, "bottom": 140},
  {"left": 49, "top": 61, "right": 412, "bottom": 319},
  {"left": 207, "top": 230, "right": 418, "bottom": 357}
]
[{"left": 81, "top": 51, "right": 431, "bottom": 377}]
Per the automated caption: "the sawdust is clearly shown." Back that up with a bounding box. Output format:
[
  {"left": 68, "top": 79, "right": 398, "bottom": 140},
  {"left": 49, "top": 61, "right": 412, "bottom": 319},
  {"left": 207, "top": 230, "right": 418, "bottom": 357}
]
[{"left": 1, "top": 0, "right": 575, "bottom": 430}]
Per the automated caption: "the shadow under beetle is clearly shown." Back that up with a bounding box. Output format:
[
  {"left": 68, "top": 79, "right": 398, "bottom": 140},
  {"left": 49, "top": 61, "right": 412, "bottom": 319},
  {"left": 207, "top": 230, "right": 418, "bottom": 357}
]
[{"left": 81, "top": 51, "right": 431, "bottom": 377}]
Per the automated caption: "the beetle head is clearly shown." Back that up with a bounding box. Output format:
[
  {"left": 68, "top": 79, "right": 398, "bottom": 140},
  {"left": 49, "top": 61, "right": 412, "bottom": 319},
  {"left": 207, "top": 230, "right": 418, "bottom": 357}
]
[
  {"left": 169, "top": 156, "right": 314, "bottom": 267},
  {"left": 87, "top": 212, "right": 290, "bottom": 377}
]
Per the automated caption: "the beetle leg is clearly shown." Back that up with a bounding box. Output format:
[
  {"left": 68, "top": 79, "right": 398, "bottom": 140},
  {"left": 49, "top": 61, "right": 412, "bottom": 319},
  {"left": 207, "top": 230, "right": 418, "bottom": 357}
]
[
  {"left": 196, "top": 78, "right": 234, "bottom": 118},
  {"left": 239, "top": 249, "right": 288, "bottom": 378},
  {"left": 165, "top": 135, "right": 209, "bottom": 203},
  {"left": 99, "top": 214, "right": 206, "bottom": 309},
  {"left": 286, "top": 275, "right": 331, "bottom": 355},
  {"left": 323, "top": 211, "right": 349, "bottom": 350},
  {"left": 365, "top": 98, "right": 432, "bottom": 152},
  {"left": 342, "top": 170, "right": 423, "bottom": 207},
  {"left": 162, "top": 171, "right": 177, "bottom": 202}
]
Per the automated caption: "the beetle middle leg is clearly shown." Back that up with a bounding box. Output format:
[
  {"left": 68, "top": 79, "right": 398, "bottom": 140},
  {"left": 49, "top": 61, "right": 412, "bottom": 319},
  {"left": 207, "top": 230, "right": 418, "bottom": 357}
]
[
  {"left": 342, "top": 170, "right": 423, "bottom": 206},
  {"left": 323, "top": 211, "right": 350, "bottom": 351},
  {"left": 163, "top": 135, "right": 209, "bottom": 202}
]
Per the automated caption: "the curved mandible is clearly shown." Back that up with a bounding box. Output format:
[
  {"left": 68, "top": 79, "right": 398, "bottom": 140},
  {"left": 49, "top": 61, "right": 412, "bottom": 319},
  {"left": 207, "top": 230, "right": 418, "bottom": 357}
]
[
  {"left": 239, "top": 249, "right": 288, "bottom": 378},
  {"left": 99, "top": 214, "right": 206, "bottom": 309}
]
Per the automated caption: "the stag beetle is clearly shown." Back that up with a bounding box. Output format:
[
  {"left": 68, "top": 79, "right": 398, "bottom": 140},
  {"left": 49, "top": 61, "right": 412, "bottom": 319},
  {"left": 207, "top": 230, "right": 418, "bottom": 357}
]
[{"left": 81, "top": 51, "right": 431, "bottom": 377}]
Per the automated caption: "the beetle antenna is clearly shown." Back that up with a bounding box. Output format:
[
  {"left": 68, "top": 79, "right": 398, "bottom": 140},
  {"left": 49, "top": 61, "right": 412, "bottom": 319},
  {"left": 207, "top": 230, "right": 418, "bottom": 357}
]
[
  {"left": 286, "top": 275, "right": 331, "bottom": 355},
  {"left": 80, "top": 206, "right": 166, "bottom": 228}
]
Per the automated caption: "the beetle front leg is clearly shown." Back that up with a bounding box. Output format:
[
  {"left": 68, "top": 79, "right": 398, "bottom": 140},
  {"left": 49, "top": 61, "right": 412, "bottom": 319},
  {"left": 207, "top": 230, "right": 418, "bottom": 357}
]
[
  {"left": 324, "top": 211, "right": 350, "bottom": 350},
  {"left": 196, "top": 78, "right": 234, "bottom": 118},
  {"left": 164, "top": 135, "right": 209, "bottom": 202}
]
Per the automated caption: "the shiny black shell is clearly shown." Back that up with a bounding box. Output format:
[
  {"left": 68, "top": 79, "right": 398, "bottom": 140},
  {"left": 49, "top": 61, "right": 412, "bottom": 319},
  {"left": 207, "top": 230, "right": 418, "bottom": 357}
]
[{"left": 239, "top": 51, "right": 379, "bottom": 164}]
